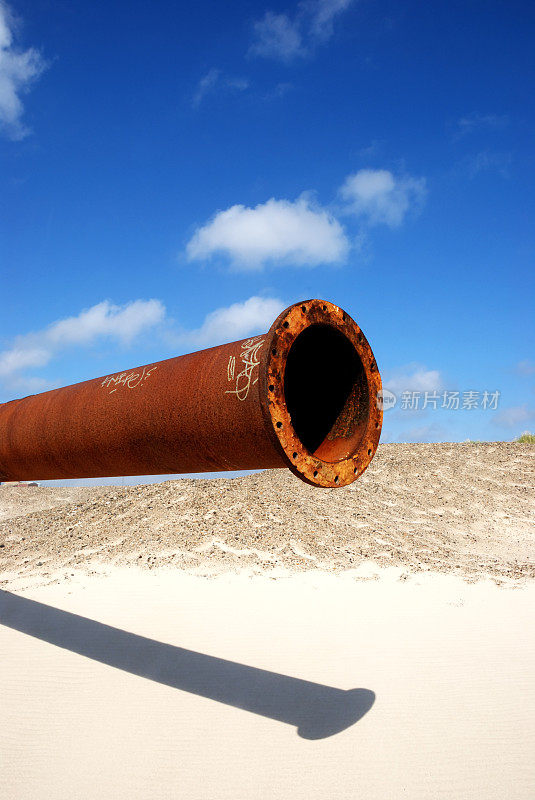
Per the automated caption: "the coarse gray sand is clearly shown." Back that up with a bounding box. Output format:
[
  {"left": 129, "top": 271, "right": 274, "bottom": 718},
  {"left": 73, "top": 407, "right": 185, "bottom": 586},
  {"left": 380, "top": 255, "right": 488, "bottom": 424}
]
[{"left": 1, "top": 443, "right": 533, "bottom": 586}]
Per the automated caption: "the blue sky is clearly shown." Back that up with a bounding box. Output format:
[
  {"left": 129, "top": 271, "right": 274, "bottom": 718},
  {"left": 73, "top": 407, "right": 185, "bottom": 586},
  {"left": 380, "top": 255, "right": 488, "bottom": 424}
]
[{"left": 1, "top": 0, "right": 534, "bottom": 483}]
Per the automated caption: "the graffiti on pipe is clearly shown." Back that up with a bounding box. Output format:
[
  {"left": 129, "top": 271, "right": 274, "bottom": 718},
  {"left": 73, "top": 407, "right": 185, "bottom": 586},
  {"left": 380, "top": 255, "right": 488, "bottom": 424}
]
[
  {"left": 101, "top": 365, "right": 158, "bottom": 394},
  {"left": 226, "top": 337, "right": 264, "bottom": 401}
]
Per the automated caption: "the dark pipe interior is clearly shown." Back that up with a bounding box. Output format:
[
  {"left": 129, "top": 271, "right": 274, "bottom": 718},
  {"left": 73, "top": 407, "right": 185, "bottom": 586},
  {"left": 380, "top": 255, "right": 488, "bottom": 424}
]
[{"left": 283, "top": 324, "right": 368, "bottom": 460}]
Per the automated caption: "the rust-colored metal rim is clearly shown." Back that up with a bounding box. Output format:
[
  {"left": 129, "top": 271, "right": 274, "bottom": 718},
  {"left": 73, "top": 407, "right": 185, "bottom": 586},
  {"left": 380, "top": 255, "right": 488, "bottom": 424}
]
[{"left": 258, "top": 299, "right": 383, "bottom": 488}]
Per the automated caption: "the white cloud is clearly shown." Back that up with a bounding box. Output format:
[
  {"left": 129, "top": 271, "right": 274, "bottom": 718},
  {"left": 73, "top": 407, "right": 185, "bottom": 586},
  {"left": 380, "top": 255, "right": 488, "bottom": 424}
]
[
  {"left": 493, "top": 405, "right": 535, "bottom": 429},
  {"left": 45, "top": 300, "right": 165, "bottom": 346},
  {"left": 186, "top": 167, "right": 427, "bottom": 272},
  {"left": 250, "top": 0, "right": 353, "bottom": 62},
  {"left": 186, "top": 195, "right": 349, "bottom": 270},
  {"left": 0, "top": 300, "right": 165, "bottom": 380},
  {"left": 192, "top": 68, "right": 249, "bottom": 108},
  {"left": 0, "top": 297, "right": 287, "bottom": 391},
  {"left": 186, "top": 296, "right": 285, "bottom": 347},
  {"left": 384, "top": 364, "right": 444, "bottom": 396},
  {"left": 307, "top": 0, "right": 353, "bottom": 41},
  {"left": 250, "top": 12, "right": 304, "bottom": 62},
  {"left": 0, "top": 345, "right": 49, "bottom": 376},
  {"left": 0, "top": 1, "right": 46, "bottom": 139},
  {"left": 340, "top": 169, "right": 427, "bottom": 227}
]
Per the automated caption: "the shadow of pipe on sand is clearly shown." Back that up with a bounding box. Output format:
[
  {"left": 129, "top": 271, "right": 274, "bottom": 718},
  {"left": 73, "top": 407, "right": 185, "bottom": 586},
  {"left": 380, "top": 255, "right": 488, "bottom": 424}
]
[{"left": 0, "top": 591, "right": 374, "bottom": 739}]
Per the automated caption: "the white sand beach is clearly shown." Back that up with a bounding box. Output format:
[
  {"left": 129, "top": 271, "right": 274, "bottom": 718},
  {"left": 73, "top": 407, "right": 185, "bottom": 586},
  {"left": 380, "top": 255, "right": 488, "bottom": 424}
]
[{"left": 1, "top": 566, "right": 534, "bottom": 799}]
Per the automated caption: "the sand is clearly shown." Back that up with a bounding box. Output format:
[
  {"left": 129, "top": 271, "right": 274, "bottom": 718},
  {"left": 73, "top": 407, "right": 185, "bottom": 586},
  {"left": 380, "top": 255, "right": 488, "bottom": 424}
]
[
  {"left": 1, "top": 567, "right": 534, "bottom": 799},
  {"left": 1, "top": 443, "right": 534, "bottom": 586},
  {"left": 1, "top": 443, "right": 534, "bottom": 798}
]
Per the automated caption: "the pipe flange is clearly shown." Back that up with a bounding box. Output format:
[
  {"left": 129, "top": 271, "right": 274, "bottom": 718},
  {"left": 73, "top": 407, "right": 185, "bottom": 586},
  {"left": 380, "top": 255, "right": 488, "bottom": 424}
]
[{"left": 258, "top": 299, "right": 382, "bottom": 488}]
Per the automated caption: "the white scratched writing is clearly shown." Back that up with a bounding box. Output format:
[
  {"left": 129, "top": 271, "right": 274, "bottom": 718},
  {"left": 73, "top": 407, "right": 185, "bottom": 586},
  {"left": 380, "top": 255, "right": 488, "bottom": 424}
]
[
  {"left": 101, "top": 365, "right": 158, "bottom": 394},
  {"left": 225, "top": 337, "right": 264, "bottom": 401},
  {"left": 227, "top": 355, "right": 236, "bottom": 382}
]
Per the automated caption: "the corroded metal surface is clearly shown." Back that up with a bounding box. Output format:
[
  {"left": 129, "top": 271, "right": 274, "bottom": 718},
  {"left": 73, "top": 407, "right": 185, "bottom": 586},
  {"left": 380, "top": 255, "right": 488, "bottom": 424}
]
[
  {"left": 259, "top": 300, "right": 382, "bottom": 487},
  {"left": 0, "top": 300, "right": 382, "bottom": 488}
]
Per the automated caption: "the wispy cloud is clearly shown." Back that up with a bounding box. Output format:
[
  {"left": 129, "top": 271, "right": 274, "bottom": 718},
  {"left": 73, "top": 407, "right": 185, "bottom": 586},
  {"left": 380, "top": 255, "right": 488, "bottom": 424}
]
[
  {"left": 186, "top": 195, "right": 349, "bottom": 270},
  {"left": 384, "top": 364, "right": 444, "bottom": 396},
  {"left": 340, "top": 169, "right": 427, "bottom": 228},
  {"left": 0, "top": 0, "right": 47, "bottom": 139},
  {"left": 465, "top": 150, "right": 512, "bottom": 179},
  {"left": 265, "top": 81, "right": 294, "bottom": 100},
  {"left": 358, "top": 140, "right": 382, "bottom": 160},
  {"left": 192, "top": 68, "right": 249, "bottom": 108},
  {"left": 493, "top": 405, "right": 535, "bottom": 428},
  {"left": 455, "top": 112, "right": 509, "bottom": 138},
  {"left": 395, "top": 422, "right": 449, "bottom": 443},
  {"left": 0, "top": 300, "right": 166, "bottom": 384},
  {"left": 1, "top": 297, "right": 288, "bottom": 392},
  {"left": 250, "top": 0, "right": 353, "bottom": 62},
  {"left": 250, "top": 12, "right": 304, "bottom": 62},
  {"left": 515, "top": 359, "right": 535, "bottom": 377}
]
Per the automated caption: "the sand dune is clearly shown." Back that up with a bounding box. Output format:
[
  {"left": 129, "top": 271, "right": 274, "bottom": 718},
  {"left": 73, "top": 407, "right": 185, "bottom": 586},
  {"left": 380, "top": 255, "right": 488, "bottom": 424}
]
[
  {"left": 1, "top": 443, "right": 533, "bottom": 588},
  {"left": 1, "top": 443, "right": 534, "bottom": 799}
]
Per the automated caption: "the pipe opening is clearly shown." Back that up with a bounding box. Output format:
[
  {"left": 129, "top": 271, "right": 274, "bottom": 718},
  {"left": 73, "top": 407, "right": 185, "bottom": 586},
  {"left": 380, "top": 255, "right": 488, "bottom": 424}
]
[{"left": 283, "top": 324, "right": 370, "bottom": 463}]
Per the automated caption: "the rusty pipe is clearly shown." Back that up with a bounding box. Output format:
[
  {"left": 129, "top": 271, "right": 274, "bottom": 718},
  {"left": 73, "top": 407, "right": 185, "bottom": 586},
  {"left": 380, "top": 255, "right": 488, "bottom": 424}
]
[{"left": 0, "top": 300, "right": 382, "bottom": 488}]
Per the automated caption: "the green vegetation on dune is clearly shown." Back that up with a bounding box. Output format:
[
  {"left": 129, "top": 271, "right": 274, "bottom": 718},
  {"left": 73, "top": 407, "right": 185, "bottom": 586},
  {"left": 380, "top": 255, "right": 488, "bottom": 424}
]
[{"left": 516, "top": 432, "right": 535, "bottom": 443}]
